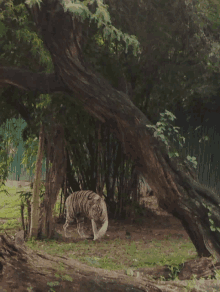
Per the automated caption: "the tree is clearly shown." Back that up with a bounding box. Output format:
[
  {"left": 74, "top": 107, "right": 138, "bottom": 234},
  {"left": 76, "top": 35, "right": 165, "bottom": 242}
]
[
  {"left": 40, "top": 119, "right": 66, "bottom": 238},
  {"left": 1, "top": 0, "right": 220, "bottom": 261},
  {"left": 30, "top": 123, "right": 44, "bottom": 238}
]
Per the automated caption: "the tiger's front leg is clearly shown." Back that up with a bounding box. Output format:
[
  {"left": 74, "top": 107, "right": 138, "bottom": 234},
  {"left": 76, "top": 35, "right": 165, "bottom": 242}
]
[
  {"left": 76, "top": 216, "right": 90, "bottom": 239},
  {"left": 91, "top": 219, "right": 99, "bottom": 240}
]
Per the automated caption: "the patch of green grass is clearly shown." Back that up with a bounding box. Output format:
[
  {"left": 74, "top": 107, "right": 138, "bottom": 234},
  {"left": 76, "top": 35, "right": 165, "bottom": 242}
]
[
  {"left": 2, "top": 219, "right": 20, "bottom": 230},
  {"left": 0, "top": 185, "right": 24, "bottom": 230},
  {"left": 26, "top": 236, "right": 197, "bottom": 272},
  {"left": 0, "top": 184, "right": 61, "bottom": 231}
]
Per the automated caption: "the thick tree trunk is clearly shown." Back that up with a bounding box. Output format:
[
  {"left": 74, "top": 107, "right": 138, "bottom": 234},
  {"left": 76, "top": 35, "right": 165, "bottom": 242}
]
[
  {"left": 39, "top": 122, "right": 66, "bottom": 238},
  {"left": 1, "top": 1, "right": 220, "bottom": 259}
]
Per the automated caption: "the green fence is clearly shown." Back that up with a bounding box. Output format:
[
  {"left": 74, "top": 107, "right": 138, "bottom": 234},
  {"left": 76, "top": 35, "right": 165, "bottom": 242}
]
[
  {"left": 1, "top": 117, "right": 220, "bottom": 193},
  {"left": 0, "top": 117, "right": 46, "bottom": 182}
]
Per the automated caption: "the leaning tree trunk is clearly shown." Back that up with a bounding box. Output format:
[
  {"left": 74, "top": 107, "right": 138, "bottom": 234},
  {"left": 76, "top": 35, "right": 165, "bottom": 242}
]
[{"left": 2, "top": 0, "right": 220, "bottom": 260}]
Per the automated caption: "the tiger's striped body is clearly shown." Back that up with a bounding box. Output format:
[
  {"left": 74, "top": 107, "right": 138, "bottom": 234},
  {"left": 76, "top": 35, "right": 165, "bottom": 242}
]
[{"left": 63, "top": 190, "right": 108, "bottom": 240}]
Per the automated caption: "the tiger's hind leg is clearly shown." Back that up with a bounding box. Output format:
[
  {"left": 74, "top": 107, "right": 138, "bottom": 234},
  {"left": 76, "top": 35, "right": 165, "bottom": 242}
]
[
  {"left": 63, "top": 219, "right": 70, "bottom": 237},
  {"left": 76, "top": 216, "right": 90, "bottom": 239}
]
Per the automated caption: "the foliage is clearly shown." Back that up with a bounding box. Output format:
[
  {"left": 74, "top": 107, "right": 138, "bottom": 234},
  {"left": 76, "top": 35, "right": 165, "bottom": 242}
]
[
  {"left": 147, "top": 110, "right": 185, "bottom": 157},
  {"left": 0, "top": 0, "right": 53, "bottom": 72},
  {"left": 27, "top": 0, "right": 140, "bottom": 55},
  {"left": 146, "top": 110, "right": 197, "bottom": 169},
  {"left": 202, "top": 202, "right": 220, "bottom": 234},
  {"left": 17, "top": 182, "right": 45, "bottom": 205},
  {"left": 0, "top": 0, "right": 54, "bottom": 142},
  {"left": 0, "top": 148, "right": 13, "bottom": 185},
  {"left": 21, "top": 136, "right": 40, "bottom": 176}
]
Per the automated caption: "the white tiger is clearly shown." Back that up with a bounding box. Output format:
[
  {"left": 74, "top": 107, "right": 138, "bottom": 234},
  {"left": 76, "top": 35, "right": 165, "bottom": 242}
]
[{"left": 63, "top": 190, "right": 108, "bottom": 240}]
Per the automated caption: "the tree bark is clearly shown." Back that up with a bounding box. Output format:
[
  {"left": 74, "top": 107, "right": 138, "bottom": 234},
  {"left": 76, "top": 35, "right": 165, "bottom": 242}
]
[
  {"left": 1, "top": 0, "right": 220, "bottom": 260},
  {"left": 30, "top": 123, "right": 44, "bottom": 239},
  {"left": 39, "top": 121, "right": 66, "bottom": 238}
]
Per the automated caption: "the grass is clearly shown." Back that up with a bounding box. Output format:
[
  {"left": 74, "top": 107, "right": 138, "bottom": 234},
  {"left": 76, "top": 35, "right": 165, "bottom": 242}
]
[
  {"left": 0, "top": 183, "right": 198, "bottom": 280},
  {"left": 0, "top": 185, "right": 23, "bottom": 231},
  {"left": 25, "top": 236, "right": 197, "bottom": 273},
  {"left": 0, "top": 184, "right": 61, "bottom": 232}
]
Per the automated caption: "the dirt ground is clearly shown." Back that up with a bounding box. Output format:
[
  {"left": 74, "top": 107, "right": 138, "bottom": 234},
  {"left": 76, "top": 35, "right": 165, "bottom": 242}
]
[
  {"left": 107, "top": 195, "right": 189, "bottom": 242},
  {"left": 57, "top": 195, "right": 189, "bottom": 243}
]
